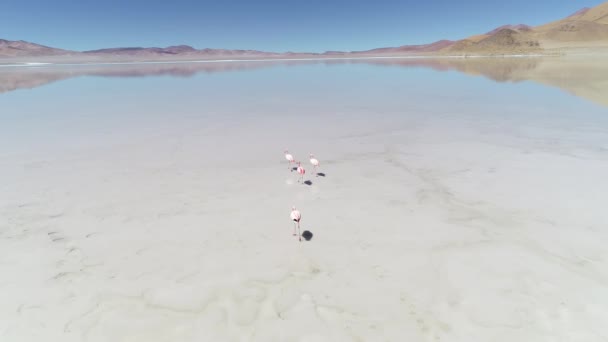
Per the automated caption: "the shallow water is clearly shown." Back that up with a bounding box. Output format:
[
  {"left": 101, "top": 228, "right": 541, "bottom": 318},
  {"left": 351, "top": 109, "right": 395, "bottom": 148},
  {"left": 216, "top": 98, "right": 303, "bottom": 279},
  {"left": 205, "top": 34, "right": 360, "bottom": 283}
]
[
  {"left": 1, "top": 58, "right": 608, "bottom": 342},
  {"left": 2, "top": 57, "right": 607, "bottom": 154}
]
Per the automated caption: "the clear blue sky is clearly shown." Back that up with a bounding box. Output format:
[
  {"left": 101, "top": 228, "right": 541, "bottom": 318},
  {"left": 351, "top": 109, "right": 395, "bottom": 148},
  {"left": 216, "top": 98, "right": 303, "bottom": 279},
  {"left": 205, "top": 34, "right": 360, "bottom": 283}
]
[{"left": 1, "top": 0, "right": 605, "bottom": 52}]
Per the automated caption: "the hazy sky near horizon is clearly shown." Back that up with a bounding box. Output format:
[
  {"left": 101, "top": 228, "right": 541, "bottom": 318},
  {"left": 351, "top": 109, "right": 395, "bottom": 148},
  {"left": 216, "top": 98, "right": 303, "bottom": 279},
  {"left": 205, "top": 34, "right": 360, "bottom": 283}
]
[{"left": 1, "top": 0, "right": 605, "bottom": 52}]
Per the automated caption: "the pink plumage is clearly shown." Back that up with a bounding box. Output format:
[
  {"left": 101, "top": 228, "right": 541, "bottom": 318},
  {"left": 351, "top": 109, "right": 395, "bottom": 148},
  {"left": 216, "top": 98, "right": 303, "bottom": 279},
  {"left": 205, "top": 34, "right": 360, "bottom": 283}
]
[
  {"left": 290, "top": 207, "right": 301, "bottom": 222},
  {"left": 290, "top": 206, "right": 302, "bottom": 241},
  {"left": 296, "top": 162, "right": 305, "bottom": 183}
]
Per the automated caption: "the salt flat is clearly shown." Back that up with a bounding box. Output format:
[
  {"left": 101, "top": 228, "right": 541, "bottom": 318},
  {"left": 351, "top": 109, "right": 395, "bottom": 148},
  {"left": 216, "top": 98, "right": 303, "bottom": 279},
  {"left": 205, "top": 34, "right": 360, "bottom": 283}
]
[{"left": 1, "top": 59, "right": 608, "bottom": 341}]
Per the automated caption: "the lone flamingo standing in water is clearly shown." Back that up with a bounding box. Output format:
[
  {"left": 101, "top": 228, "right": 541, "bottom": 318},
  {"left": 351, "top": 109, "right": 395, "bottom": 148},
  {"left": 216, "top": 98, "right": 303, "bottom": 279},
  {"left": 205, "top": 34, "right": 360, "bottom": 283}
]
[
  {"left": 309, "top": 154, "right": 320, "bottom": 176},
  {"left": 284, "top": 150, "right": 295, "bottom": 171},
  {"left": 296, "top": 162, "right": 306, "bottom": 183},
  {"left": 290, "top": 206, "right": 302, "bottom": 241}
]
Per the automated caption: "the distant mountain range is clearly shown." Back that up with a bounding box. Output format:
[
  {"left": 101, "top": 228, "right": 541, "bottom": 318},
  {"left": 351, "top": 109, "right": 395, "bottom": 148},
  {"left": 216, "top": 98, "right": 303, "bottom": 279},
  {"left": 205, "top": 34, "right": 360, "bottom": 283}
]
[
  {"left": 1, "top": 2, "right": 608, "bottom": 60},
  {"left": 0, "top": 39, "right": 72, "bottom": 58}
]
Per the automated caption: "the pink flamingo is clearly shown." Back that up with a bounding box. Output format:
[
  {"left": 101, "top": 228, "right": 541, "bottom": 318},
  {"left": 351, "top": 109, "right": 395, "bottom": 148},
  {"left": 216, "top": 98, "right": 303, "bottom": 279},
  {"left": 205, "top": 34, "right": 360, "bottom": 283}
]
[
  {"left": 290, "top": 206, "right": 302, "bottom": 241},
  {"left": 284, "top": 150, "right": 295, "bottom": 171},
  {"left": 296, "top": 162, "right": 306, "bottom": 183},
  {"left": 309, "top": 153, "right": 320, "bottom": 176}
]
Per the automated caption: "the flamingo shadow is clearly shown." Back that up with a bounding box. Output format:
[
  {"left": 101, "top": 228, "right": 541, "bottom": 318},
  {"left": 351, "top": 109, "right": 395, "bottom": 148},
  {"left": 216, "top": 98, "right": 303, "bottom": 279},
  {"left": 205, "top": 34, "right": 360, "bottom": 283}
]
[
  {"left": 303, "top": 180, "right": 313, "bottom": 186},
  {"left": 291, "top": 167, "right": 298, "bottom": 171},
  {"left": 302, "top": 230, "right": 313, "bottom": 241},
  {"left": 316, "top": 172, "right": 326, "bottom": 177}
]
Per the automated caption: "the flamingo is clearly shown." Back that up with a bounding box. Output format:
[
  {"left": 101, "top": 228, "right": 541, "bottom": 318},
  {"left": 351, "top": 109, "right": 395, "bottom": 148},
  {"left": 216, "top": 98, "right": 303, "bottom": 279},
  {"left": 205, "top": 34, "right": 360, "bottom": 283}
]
[
  {"left": 296, "top": 162, "right": 306, "bottom": 183},
  {"left": 290, "top": 206, "right": 302, "bottom": 241},
  {"left": 284, "top": 150, "right": 295, "bottom": 171},
  {"left": 309, "top": 154, "right": 320, "bottom": 176}
]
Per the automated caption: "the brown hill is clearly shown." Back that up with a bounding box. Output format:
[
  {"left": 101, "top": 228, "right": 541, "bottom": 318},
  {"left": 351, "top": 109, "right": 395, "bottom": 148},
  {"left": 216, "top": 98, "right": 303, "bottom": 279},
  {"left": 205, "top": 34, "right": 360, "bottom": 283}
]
[
  {"left": 354, "top": 40, "right": 455, "bottom": 54},
  {"left": 463, "top": 24, "right": 531, "bottom": 44},
  {"left": 445, "top": 2, "right": 608, "bottom": 55},
  {"left": 486, "top": 24, "right": 532, "bottom": 35},
  {"left": 565, "top": 2, "right": 608, "bottom": 24},
  {"left": 567, "top": 8, "right": 591, "bottom": 18},
  {"left": 534, "top": 2, "right": 608, "bottom": 43},
  {"left": 447, "top": 28, "right": 540, "bottom": 54}
]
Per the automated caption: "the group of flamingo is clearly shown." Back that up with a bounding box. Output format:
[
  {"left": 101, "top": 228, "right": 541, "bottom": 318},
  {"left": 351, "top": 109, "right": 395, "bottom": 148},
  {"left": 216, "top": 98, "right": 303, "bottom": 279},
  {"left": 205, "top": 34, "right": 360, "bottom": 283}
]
[
  {"left": 284, "top": 149, "right": 320, "bottom": 241},
  {"left": 284, "top": 150, "right": 320, "bottom": 183}
]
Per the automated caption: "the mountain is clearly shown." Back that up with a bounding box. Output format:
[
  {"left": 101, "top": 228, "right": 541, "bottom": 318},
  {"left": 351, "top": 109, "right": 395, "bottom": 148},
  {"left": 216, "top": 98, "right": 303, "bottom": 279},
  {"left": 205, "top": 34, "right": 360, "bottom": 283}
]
[
  {"left": 84, "top": 45, "right": 197, "bottom": 55},
  {"left": 447, "top": 27, "right": 540, "bottom": 54},
  {"left": 83, "top": 45, "right": 279, "bottom": 57},
  {"left": 0, "top": 40, "right": 282, "bottom": 61},
  {"left": 534, "top": 2, "right": 608, "bottom": 43},
  {"left": 0, "top": 39, "right": 73, "bottom": 57},
  {"left": 486, "top": 24, "right": 532, "bottom": 35},
  {"left": 352, "top": 40, "right": 455, "bottom": 54},
  {"left": 2, "top": 1, "right": 608, "bottom": 60},
  {"left": 444, "top": 2, "right": 608, "bottom": 55},
  {"left": 567, "top": 8, "right": 591, "bottom": 18}
]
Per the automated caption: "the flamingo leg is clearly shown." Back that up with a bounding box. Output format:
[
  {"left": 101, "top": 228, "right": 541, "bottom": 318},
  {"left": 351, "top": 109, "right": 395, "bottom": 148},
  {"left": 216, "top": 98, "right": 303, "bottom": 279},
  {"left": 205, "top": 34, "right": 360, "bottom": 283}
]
[
  {"left": 293, "top": 221, "right": 297, "bottom": 236},
  {"left": 298, "top": 222, "right": 301, "bottom": 242}
]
